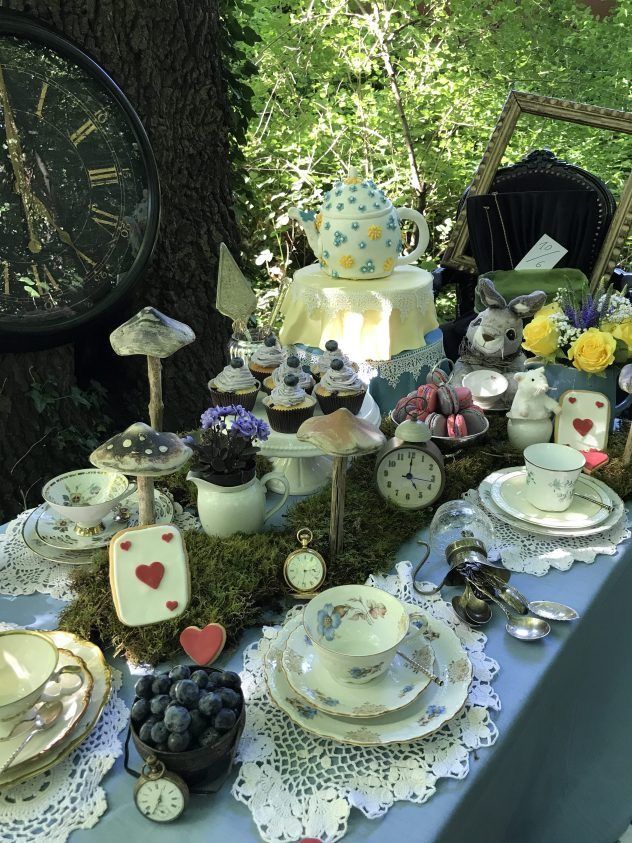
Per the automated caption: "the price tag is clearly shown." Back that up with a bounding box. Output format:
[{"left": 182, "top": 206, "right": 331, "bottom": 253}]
[{"left": 515, "top": 234, "right": 568, "bottom": 270}]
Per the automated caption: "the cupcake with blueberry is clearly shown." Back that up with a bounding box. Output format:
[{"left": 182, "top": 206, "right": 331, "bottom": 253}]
[
  {"left": 248, "top": 333, "right": 286, "bottom": 383},
  {"left": 311, "top": 339, "right": 356, "bottom": 382},
  {"left": 263, "top": 373, "right": 316, "bottom": 433},
  {"left": 208, "top": 357, "right": 260, "bottom": 411},
  {"left": 263, "top": 354, "right": 315, "bottom": 395},
  {"left": 315, "top": 358, "right": 366, "bottom": 415}
]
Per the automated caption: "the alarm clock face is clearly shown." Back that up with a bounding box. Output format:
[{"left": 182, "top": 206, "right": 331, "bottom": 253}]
[
  {"left": 285, "top": 550, "right": 325, "bottom": 592},
  {"left": 376, "top": 447, "right": 443, "bottom": 509},
  {"left": 135, "top": 777, "right": 186, "bottom": 823}
]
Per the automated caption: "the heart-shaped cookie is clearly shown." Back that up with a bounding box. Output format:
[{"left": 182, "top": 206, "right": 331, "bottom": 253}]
[
  {"left": 572, "top": 418, "right": 593, "bottom": 437},
  {"left": 568, "top": 396, "right": 577, "bottom": 404},
  {"left": 596, "top": 401, "right": 604, "bottom": 408},
  {"left": 166, "top": 601, "right": 179, "bottom": 611},
  {"left": 179, "top": 623, "right": 226, "bottom": 666},
  {"left": 135, "top": 561, "right": 165, "bottom": 589},
  {"left": 162, "top": 533, "right": 174, "bottom": 543},
  {"left": 120, "top": 540, "right": 131, "bottom": 551}
]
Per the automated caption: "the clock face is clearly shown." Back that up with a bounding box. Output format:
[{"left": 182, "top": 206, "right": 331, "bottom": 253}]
[
  {"left": 376, "top": 446, "right": 443, "bottom": 509},
  {"left": 285, "top": 550, "right": 325, "bottom": 592},
  {"left": 135, "top": 778, "right": 185, "bottom": 822},
  {"left": 0, "top": 16, "right": 158, "bottom": 347}
]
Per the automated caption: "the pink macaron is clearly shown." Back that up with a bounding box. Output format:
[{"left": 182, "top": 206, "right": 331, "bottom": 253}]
[
  {"left": 447, "top": 413, "right": 468, "bottom": 438},
  {"left": 425, "top": 411, "right": 447, "bottom": 437},
  {"left": 455, "top": 386, "right": 473, "bottom": 410},
  {"left": 416, "top": 383, "right": 438, "bottom": 413},
  {"left": 437, "top": 384, "right": 459, "bottom": 415}
]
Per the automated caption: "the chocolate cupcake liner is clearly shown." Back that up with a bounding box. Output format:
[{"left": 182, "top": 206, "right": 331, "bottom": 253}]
[
  {"left": 264, "top": 402, "right": 316, "bottom": 433},
  {"left": 315, "top": 390, "right": 366, "bottom": 416},
  {"left": 209, "top": 386, "right": 259, "bottom": 412}
]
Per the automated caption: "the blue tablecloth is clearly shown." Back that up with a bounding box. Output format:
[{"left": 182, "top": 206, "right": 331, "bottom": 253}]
[{"left": 2, "top": 516, "right": 632, "bottom": 843}]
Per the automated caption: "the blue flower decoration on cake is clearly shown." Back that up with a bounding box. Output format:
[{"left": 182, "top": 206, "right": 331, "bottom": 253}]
[
  {"left": 358, "top": 241, "right": 366, "bottom": 249},
  {"left": 333, "top": 230, "right": 347, "bottom": 247},
  {"left": 348, "top": 196, "right": 356, "bottom": 204},
  {"left": 299, "top": 209, "right": 315, "bottom": 222},
  {"left": 351, "top": 221, "right": 360, "bottom": 230},
  {"left": 322, "top": 250, "right": 330, "bottom": 259},
  {"left": 361, "top": 259, "right": 375, "bottom": 273},
  {"left": 387, "top": 215, "right": 397, "bottom": 230},
  {"left": 386, "top": 238, "right": 393, "bottom": 247},
  {"left": 324, "top": 221, "right": 331, "bottom": 230},
  {"left": 358, "top": 204, "right": 366, "bottom": 212},
  {"left": 336, "top": 202, "right": 344, "bottom": 211}
]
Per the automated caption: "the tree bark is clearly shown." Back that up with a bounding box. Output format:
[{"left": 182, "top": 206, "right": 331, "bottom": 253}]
[
  {"left": 0, "top": 0, "right": 238, "bottom": 520},
  {"left": 147, "top": 357, "right": 164, "bottom": 432}
]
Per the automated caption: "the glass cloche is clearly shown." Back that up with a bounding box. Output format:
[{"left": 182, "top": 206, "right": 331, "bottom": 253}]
[{"left": 429, "top": 499, "right": 495, "bottom": 566}]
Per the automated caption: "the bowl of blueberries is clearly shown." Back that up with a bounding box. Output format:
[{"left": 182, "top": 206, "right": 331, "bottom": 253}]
[{"left": 130, "top": 664, "right": 245, "bottom": 784}]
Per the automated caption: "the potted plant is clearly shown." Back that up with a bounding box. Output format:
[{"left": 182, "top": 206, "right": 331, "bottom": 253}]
[{"left": 185, "top": 405, "right": 289, "bottom": 537}]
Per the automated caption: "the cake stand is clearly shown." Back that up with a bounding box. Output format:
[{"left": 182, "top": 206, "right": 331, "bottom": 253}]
[{"left": 253, "top": 391, "right": 381, "bottom": 495}]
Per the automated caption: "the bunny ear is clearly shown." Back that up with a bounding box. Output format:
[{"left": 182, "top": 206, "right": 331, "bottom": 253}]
[
  {"left": 508, "top": 290, "right": 547, "bottom": 317},
  {"left": 477, "top": 277, "right": 507, "bottom": 309}
]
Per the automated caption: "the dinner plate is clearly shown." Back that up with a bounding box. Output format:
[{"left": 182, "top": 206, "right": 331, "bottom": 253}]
[
  {"left": 490, "top": 468, "right": 611, "bottom": 529},
  {"left": 265, "top": 611, "right": 471, "bottom": 746},
  {"left": 0, "top": 631, "right": 111, "bottom": 787},
  {"left": 0, "top": 649, "right": 92, "bottom": 770},
  {"left": 479, "top": 468, "right": 624, "bottom": 537},
  {"left": 281, "top": 615, "right": 434, "bottom": 718}
]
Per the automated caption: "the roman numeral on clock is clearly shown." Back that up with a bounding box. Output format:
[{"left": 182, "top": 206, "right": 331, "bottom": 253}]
[
  {"left": 35, "top": 83, "right": 48, "bottom": 118},
  {"left": 91, "top": 205, "right": 119, "bottom": 230},
  {"left": 70, "top": 119, "right": 97, "bottom": 145},
  {"left": 88, "top": 166, "right": 119, "bottom": 186}
]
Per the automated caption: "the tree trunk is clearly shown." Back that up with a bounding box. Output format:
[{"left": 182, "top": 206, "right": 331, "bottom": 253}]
[{"left": 0, "top": 0, "right": 238, "bottom": 520}]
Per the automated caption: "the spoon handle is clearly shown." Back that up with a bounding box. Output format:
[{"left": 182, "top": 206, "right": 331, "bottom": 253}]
[
  {"left": 0, "top": 729, "right": 36, "bottom": 775},
  {"left": 396, "top": 650, "right": 444, "bottom": 686},
  {"left": 573, "top": 493, "right": 614, "bottom": 511}
]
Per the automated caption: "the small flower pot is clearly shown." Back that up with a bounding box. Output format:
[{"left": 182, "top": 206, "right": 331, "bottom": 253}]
[{"left": 506, "top": 416, "right": 553, "bottom": 451}]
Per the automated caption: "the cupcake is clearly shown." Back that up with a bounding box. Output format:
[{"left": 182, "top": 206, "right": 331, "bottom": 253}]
[
  {"left": 311, "top": 339, "right": 356, "bottom": 381},
  {"left": 208, "top": 357, "right": 259, "bottom": 410},
  {"left": 263, "top": 354, "right": 315, "bottom": 395},
  {"left": 263, "top": 374, "right": 317, "bottom": 433},
  {"left": 249, "top": 334, "right": 287, "bottom": 382},
  {"left": 315, "top": 358, "right": 366, "bottom": 416}
]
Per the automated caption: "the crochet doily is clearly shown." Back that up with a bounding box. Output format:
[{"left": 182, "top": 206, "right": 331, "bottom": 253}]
[
  {"left": 0, "top": 500, "right": 199, "bottom": 601},
  {"left": 0, "top": 624, "right": 128, "bottom": 843},
  {"left": 232, "top": 562, "right": 500, "bottom": 843},
  {"left": 466, "top": 489, "right": 631, "bottom": 576}
]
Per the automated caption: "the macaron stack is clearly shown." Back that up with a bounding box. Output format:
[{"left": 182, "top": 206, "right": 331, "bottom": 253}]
[{"left": 392, "top": 373, "right": 486, "bottom": 440}]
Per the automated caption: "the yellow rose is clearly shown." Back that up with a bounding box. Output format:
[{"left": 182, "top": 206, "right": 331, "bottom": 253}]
[
  {"left": 535, "top": 302, "right": 563, "bottom": 318},
  {"left": 602, "top": 320, "right": 632, "bottom": 353},
  {"left": 522, "top": 315, "right": 559, "bottom": 357},
  {"left": 568, "top": 328, "right": 616, "bottom": 373}
]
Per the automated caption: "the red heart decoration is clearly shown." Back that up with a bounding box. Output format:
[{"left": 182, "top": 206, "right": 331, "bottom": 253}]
[
  {"left": 179, "top": 623, "right": 226, "bottom": 666},
  {"left": 135, "top": 562, "right": 165, "bottom": 589},
  {"left": 581, "top": 449, "right": 609, "bottom": 473},
  {"left": 166, "top": 601, "right": 178, "bottom": 611},
  {"left": 162, "top": 533, "right": 174, "bottom": 543},
  {"left": 596, "top": 401, "right": 604, "bottom": 408},
  {"left": 120, "top": 540, "right": 131, "bottom": 551},
  {"left": 573, "top": 418, "right": 593, "bottom": 437},
  {"left": 568, "top": 396, "right": 577, "bottom": 404}
]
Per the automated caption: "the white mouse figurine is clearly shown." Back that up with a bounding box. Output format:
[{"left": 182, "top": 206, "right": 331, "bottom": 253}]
[{"left": 509, "top": 367, "right": 560, "bottom": 420}]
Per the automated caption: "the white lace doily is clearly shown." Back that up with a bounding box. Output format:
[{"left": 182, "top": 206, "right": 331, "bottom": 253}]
[
  {"left": 0, "top": 501, "right": 199, "bottom": 601},
  {"left": 0, "top": 624, "right": 129, "bottom": 843},
  {"left": 465, "top": 489, "right": 631, "bottom": 576},
  {"left": 232, "top": 562, "right": 500, "bottom": 843}
]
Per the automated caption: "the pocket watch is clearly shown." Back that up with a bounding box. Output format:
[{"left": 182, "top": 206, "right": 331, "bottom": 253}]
[
  {"left": 283, "top": 528, "right": 327, "bottom": 598},
  {"left": 374, "top": 418, "right": 445, "bottom": 510},
  {"left": 133, "top": 755, "right": 189, "bottom": 823}
]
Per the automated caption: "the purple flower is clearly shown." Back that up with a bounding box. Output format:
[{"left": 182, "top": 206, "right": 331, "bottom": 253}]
[
  {"left": 579, "top": 295, "right": 598, "bottom": 329},
  {"left": 256, "top": 419, "right": 270, "bottom": 442},
  {"left": 232, "top": 414, "right": 258, "bottom": 438}
]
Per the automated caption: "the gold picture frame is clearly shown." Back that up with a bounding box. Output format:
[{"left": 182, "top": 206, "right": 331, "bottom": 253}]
[{"left": 442, "top": 90, "right": 632, "bottom": 290}]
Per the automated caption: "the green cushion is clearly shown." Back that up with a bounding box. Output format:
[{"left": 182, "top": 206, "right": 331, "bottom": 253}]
[{"left": 476, "top": 268, "right": 588, "bottom": 310}]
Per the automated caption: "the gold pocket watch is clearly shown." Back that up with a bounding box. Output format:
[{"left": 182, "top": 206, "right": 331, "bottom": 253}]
[
  {"left": 283, "top": 528, "right": 326, "bottom": 598},
  {"left": 133, "top": 755, "right": 189, "bottom": 822}
]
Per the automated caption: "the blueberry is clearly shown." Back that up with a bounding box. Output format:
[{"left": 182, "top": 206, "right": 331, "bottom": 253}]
[
  {"left": 169, "top": 683, "right": 179, "bottom": 700},
  {"left": 284, "top": 373, "right": 299, "bottom": 387},
  {"left": 151, "top": 721, "right": 169, "bottom": 745},
  {"left": 198, "top": 691, "right": 222, "bottom": 718},
  {"left": 135, "top": 676, "right": 154, "bottom": 699},
  {"left": 169, "top": 665, "right": 191, "bottom": 682},
  {"left": 264, "top": 334, "right": 277, "bottom": 347},
  {"left": 199, "top": 727, "right": 220, "bottom": 748},
  {"left": 214, "top": 708, "right": 237, "bottom": 733},
  {"left": 131, "top": 699, "right": 150, "bottom": 723},
  {"left": 286, "top": 355, "right": 300, "bottom": 369},
  {"left": 230, "top": 357, "right": 244, "bottom": 368},
  {"left": 167, "top": 731, "right": 190, "bottom": 753},
  {"left": 220, "top": 671, "right": 242, "bottom": 691},
  {"left": 138, "top": 721, "right": 155, "bottom": 744},
  {"left": 155, "top": 743, "right": 169, "bottom": 752},
  {"left": 189, "top": 710, "right": 208, "bottom": 738},
  {"left": 175, "top": 679, "right": 199, "bottom": 707},
  {"left": 205, "top": 672, "right": 223, "bottom": 690},
  {"left": 165, "top": 705, "right": 191, "bottom": 734},
  {"left": 151, "top": 674, "right": 170, "bottom": 695},
  {"left": 190, "top": 670, "right": 208, "bottom": 689},
  {"left": 330, "top": 357, "right": 344, "bottom": 371},
  {"left": 218, "top": 688, "right": 241, "bottom": 710},
  {"left": 324, "top": 339, "right": 339, "bottom": 352},
  {"left": 150, "top": 694, "right": 171, "bottom": 717}
]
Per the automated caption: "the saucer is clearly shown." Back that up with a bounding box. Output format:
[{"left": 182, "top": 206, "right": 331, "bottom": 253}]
[
  {"left": 281, "top": 613, "right": 434, "bottom": 717},
  {"left": 265, "top": 611, "right": 471, "bottom": 746},
  {"left": 0, "top": 648, "right": 93, "bottom": 770}
]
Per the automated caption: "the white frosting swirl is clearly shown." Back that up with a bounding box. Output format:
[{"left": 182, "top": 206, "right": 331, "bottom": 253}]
[
  {"left": 270, "top": 381, "right": 308, "bottom": 407},
  {"left": 212, "top": 363, "right": 257, "bottom": 392},
  {"left": 316, "top": 345, "right": 351, "bottom": 374},
  {"left": 320, "top": 362, "right": 365, "bottom": 394},
  {"left": 251, "top": 341, "right": 286, "bottom": 368},
  {"left": 273, "top": 360, "right": 315, "bottom": 390}
]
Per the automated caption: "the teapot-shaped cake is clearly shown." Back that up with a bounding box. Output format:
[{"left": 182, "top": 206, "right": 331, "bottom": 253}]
[{"left": 289, "top": 166, "right": 429, "bottom": 281}]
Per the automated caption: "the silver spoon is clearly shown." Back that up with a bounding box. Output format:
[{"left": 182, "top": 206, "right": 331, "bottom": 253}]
[
  {"left": 463, "top": 584, "right": 492, "bottom": 624},
  {"left": 451, "top": 595, "right": 485, "bottom": 628},
  {"left": 0, "top": 707, "right": 40, "bottom": 742},
  {"left": 474, "top": 582, "right": 551, "bottom": 641},
  {"left": 396, "top": 650, "right": 443, "bottom": 686},
  {"left": 528, "top": 601, "right": 579, "bottom": 622},
  {"left": 0, "top": 700, "right": 63, "bottom": 775}
]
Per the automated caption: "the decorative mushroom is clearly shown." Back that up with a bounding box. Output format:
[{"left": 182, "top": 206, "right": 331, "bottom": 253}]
[
  {"left": 618, "top": 364, "right": 632, "bottom": 465},
  {"left": 110, "top": 307, "right": 196, "bottom": 431},
  {"left": 90, "top": 422, "right": 192, "bottom": 525},
  {"left": 297, "top": 408, "right": 385, "bottom": 562}
]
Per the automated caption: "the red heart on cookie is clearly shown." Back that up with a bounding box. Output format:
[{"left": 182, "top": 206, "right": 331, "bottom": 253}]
[
  {"left": 135, "top": 561, "right": 165, "bottom": 589},
  {"left": 120, "top": 540, "right": 131, "bottom": 551},
  {"left": 162, "top": 533, "right": 174, "bottom": 543},
  {"left": 166, "top": 601, "right": 179, "bottom": 611},
  {"left": 596, "top": 401, "right": 604, "bottom": 408},
  {"left": 568, "top": 396, "right": 577, "bottom": 404},
  {"left": 572, "top": 418, "right": 593, "bottom": 437},
  {"left": 179, "top": 623, "right": 226, "bottom": 666}
]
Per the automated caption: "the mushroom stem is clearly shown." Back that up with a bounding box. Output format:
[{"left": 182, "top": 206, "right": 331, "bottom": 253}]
[
  {"left": 624, "top": 424, "right": 632, "bottom": 466},
  {"left": 147, "top": 356, "right": 164, "bottom": 431},
  {"left": 137, "top": 475, "right": 156, "bottom": 525},
  {"left": 329, "top": 456, "right": 348, "bottom": 563}
]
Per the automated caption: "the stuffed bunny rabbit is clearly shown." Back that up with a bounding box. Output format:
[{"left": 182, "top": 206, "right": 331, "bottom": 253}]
[{"left": 452, "top": 277, "right": 546, "bottom": 404}]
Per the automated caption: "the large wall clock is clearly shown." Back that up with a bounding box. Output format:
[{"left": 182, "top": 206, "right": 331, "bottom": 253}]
[{"left": 0, "top": 11, "right": 160, "bottom": 351}]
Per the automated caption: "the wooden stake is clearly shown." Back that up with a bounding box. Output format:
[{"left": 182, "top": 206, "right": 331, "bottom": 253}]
[
  {"left": 329, "top": 456, "right": 348, "bottom": 563},
  {"left": 137, "top": 475, "right": 156, "bottom": 525},
  {"left": 623, "top": 423, "right": 632, "bottom": 466},
  {"left": 147, "top": 356, "right": 164, "bottom": 431}
]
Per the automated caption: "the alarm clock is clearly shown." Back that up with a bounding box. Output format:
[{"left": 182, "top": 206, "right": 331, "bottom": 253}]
[
  {"left": 374, "top": 418, "right": 445, "bottom": 510},
  {"left": 283, "top": 528, "right": 327, "bottom": 598},
  {"left": 133, "top": 755, "right": 189, "bottom": 823}
]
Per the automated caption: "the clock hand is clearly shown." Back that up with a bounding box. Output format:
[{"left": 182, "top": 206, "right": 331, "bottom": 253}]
[
  {"left": 402, "top": 474, "right": 433, "bottom": 483},
  {"left": 30, "top": 192, "right": 95, "bottom": 267}
]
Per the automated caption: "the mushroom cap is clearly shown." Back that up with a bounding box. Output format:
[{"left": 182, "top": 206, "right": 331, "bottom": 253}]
[
  {"left": 110, "top": 307, "right": 195, "bottom": 358},
  {"left": 618, "top": 363, "right": 632, "bottom": 394},
  {"left": 296, "top": 408, "right": 386, "bottom": 456},
  {"left": 90, "top": 422, "right": 192, "bottom": 476}
]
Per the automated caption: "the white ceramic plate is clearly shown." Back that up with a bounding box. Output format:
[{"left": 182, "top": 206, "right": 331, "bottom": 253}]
[
  {"left": 0, "top": 630, "right": 111, "bottom": 787},
  {"left": 0, "top": 649, "right": 93, "bottom": 770},
  {"left": 281, "top": 615, "right": 434, "bottom": 718},
  {"left": 479, "top": 468, "right": 624, "bottom": 537},
  {"left": 265, "top": 611, "right": 471, "bottom": 746},
  {"left": 490, "top": 468, "right": 611, "bottom": 529}
]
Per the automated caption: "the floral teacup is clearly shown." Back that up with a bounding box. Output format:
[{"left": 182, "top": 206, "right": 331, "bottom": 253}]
[
  {"left": 42, "top": 468, "right": 135, "bottom": 535},
  {"left": 303, "top": 585, "right": 421, "bottom": 685},
  {"left": 524, "top": 443, "right": 586, "bottom": 512}
]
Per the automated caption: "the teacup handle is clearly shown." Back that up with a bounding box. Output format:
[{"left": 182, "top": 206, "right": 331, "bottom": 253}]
[
  {"left": 121, "top": 482, "right": 137, "bottom": 500},
  {"left": 261, "top": 472, "right": 291, "bottom": 522},
  {"left": 40, "top": 664, "right": 84, "bottom": 701},
  {"left": 395, "top": 207, "right": 430, "bottom": 266}
]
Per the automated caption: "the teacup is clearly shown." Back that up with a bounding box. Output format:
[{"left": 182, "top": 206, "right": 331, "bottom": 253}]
[
  {"left": 463, "top": 370, "right": 508, "bottom": 409},
  {"left": 303, "top": 585, "right": 419, "bottom": 685},
  {"left": 0, "top": 631, "right": 84, "bottom": 721},
  {"left": 42, "top": 468, "right": 135, "bottom": 535},
  {"left": 524, "top": 443, "right": 586, "bottom": 512}
]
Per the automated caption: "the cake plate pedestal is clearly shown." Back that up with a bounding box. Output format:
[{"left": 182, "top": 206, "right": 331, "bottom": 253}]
[{"left": 252, "top": 392, "right": 381, "bottom": 495}]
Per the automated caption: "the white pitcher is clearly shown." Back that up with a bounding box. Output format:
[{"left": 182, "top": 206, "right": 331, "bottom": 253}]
[{"left": 187, "top": 471, "right": 290, "bottom": 537}]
